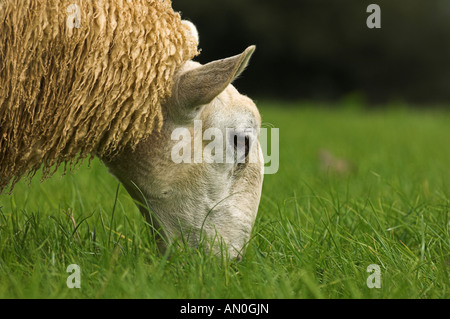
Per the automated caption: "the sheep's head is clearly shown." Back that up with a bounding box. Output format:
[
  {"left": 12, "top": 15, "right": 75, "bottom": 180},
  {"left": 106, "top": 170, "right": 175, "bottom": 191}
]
[{"left": 104, "top": 45, "right": 263, "bottom": 259}]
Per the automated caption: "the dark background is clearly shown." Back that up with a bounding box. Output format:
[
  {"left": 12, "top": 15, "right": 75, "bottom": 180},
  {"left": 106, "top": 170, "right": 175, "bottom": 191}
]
[{"left": 173, "top": 0, "right": 450, "bottom": 106}]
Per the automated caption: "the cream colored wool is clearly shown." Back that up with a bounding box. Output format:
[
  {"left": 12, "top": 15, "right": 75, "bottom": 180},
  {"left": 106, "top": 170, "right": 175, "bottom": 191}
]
[{"left": 0, "top": 0, "right": 199, "bottom": 193}]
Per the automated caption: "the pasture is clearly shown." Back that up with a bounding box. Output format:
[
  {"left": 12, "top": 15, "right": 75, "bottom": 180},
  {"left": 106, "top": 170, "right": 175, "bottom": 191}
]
[{"left": 0, "top": 102, "right": 448, "bottom": 299}]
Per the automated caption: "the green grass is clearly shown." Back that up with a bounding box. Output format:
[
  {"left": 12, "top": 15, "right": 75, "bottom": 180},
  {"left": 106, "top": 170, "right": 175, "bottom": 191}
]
[{"left": 0, "top": 102, "right": 449, "bottom": 299}]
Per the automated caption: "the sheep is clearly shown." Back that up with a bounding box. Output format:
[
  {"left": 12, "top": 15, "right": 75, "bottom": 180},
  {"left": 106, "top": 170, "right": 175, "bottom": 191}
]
[
  {"left": 1, "top": 0, "right": 264, "bottom": 259},
  {"left": 104, "top": 44, "right": 264, "bottom": 259},
  {"left": 0, "top": 0, "right": 198, "bottom": 192}
]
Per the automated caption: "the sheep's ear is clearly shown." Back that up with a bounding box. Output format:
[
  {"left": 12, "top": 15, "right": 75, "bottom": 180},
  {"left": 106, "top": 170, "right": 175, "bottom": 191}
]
[{"left": 175, "top": 46, "right": 255, "bottom": 110}]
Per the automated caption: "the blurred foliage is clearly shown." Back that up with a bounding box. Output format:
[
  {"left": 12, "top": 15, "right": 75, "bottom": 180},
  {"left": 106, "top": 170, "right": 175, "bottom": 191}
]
[{"left": 173, "top": 0, "right": 450, "bottom": 106}]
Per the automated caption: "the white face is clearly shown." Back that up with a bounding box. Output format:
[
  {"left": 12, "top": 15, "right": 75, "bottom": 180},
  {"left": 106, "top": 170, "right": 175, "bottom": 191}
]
[{"left": 104, "top": 47, "right": 264, "bottom": 259}]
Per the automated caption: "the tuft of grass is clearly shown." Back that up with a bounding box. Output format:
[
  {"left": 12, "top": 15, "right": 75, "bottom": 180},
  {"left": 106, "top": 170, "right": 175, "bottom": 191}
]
[{"left": 0, "top": 102, "right": 448, "bottom": 299}]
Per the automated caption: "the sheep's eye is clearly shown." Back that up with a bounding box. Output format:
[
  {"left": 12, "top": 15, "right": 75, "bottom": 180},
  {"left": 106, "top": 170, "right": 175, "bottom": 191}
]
[{"left": 234, "top": 135, "right": 251, "bottom": 159}]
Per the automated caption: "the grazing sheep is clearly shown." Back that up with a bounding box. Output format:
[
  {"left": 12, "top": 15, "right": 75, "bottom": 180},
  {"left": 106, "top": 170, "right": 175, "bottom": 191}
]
[
  {"left": 0, "top": 0, "right": 264, "bottom": 259},
  {"left": 105, "top": 45, "right": 264, "bottom": 258}
]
